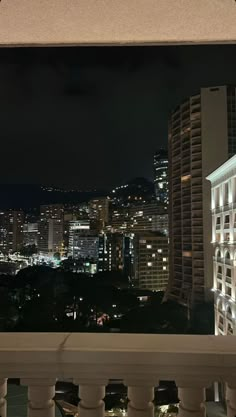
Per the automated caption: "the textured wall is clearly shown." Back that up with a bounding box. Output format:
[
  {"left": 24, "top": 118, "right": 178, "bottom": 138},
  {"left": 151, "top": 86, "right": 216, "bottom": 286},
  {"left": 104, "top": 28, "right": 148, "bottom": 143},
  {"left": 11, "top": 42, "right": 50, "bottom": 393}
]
[{"left": 0, "top": 0, "right": 235, "bottom": 46}]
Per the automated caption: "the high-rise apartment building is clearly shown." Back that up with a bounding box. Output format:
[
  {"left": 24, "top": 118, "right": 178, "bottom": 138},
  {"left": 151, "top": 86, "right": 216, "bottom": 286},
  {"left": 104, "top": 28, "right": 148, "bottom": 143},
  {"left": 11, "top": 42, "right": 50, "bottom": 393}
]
[
  {"left": 38, "top": 204, "right": 64, "bottom": 256},
  {"left": 0, "top": 210, "right": 24, "bottom": 253},
  {"left": 23, "top": 222, "right": 38, "bottom": 247},
  {"left": 135, "top": 232, "right": 169, "bottom": 291},
  {"left": 166, "top": 85, "right": 236, "bottom": 306},
  {"left": 68, "top": 220, "right": 99, "bottom": 260},
  {"left": 130, "top": 201, "right": 168, "bottom": 235},
  {"left": 98, "top": 232, "right": 134, "bottom": 278},
  {"left": 89, "top": 197, "right": 110, "bottom": 231},
  {"left": 154, "top": 149, "right": 168, "bottom": 204},
  {"left": 207, "top": 155, "right": 236, "bottom": 335},
  {"left": 110, "top": 201, "right": 168, "bottom": 235}
]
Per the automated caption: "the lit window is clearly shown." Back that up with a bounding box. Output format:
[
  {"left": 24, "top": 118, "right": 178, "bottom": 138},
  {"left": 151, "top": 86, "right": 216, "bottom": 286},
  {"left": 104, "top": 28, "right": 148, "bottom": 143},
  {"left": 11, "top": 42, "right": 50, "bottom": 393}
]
[
  {"left": 181, "top": 175, "right": 191, "bottom": 183},
  {"left": 163, "top": 266, "right": 167, "bottom": 270},
  {"left": 147, "top": 245, "right": 152, "bottom": 249},
  {"left": 163, "top": 257, "right": 167, "bottom": 262},
  {"left": 147, "top": 262, "right": 152, "bottom": 267},
  {"left": 152, "top": 254, "right": 156, "bottom": 258},
  {"left": 158, "top": 249, "right": 162, "bottom": 253},
  {"left": 183, "top": 251, "right": 192, "bottom": 257}
]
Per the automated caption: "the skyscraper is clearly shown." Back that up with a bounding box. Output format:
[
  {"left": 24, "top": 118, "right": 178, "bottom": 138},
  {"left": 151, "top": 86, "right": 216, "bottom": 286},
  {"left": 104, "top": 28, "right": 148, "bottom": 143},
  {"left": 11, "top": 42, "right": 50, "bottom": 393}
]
[
  {"left": 98, "top": 232, "right": 134, "bottom": 278},
  {"left": 166, "top": 85, "right": 236, "bottom": 306},
  {"left": 38, "top": 204, "right": 64, "bottom": 256},
  {"left": 68, "top": 219, "right": 99, "bottom": 261},
  {"left": 154, "top": 149, "right": 168, "bottom": 204},
  {"left": 89, "top": 197, "right": 110, "bottom": 232},
  {"left": 0, "top": 210, "right": 24, "bottom": 253},
  {"left": 23, "top": 222, "right": 38, "bottom": 247},
  {"left": 134, "top": 232, "right": 169, "bottom": 291}
]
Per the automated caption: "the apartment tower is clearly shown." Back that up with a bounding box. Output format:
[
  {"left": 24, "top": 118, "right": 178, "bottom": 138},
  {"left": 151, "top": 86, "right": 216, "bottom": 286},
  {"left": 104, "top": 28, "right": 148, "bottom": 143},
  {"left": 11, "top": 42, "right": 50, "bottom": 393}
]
[
  {"left": 166, "top": 86, "right": 236, "bottom": 306},
  {"left": 154, "top": 148, "right": 168, "bottom": 204}
]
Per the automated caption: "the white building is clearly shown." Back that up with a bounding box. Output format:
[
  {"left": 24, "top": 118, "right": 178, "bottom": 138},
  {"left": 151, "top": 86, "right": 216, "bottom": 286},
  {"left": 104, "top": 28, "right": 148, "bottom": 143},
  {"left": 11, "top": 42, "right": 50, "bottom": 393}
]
[{"left": 207, "top": 155, "right": 236, "bottom": 336}]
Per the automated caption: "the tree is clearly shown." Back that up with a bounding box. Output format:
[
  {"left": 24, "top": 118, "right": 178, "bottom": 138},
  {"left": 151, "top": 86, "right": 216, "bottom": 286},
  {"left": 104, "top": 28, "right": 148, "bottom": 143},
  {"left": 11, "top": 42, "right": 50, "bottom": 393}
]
[
  {"left": 120, "top": 301, "right": 188, "bottom": 334},
  {"left": 188, "top": 302, "right": 214, "bottom": 335}
]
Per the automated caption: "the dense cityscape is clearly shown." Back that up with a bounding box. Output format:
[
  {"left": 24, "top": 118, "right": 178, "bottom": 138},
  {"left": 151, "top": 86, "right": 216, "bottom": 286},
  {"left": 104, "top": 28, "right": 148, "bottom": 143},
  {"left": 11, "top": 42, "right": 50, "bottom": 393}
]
[{"left": 2, "top": 46, "right": 236, "bottom": 416}]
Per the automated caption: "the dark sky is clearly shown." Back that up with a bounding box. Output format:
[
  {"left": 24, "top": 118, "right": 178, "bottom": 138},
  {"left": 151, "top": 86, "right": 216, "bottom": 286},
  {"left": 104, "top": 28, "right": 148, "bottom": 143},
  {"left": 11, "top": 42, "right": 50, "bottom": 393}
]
[{"left": 1, "top": 45, "right": 236, "bottom": 190}]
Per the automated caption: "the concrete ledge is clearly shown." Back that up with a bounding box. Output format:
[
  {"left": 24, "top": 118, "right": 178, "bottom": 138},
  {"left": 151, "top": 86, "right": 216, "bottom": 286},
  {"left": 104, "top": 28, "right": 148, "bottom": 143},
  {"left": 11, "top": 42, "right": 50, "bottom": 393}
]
[
  {"left": 0, "top": 333, "right": 236, "bottom": 381},
  {"left": 0, "top": 0, "right": 236, "bottom": 46}
]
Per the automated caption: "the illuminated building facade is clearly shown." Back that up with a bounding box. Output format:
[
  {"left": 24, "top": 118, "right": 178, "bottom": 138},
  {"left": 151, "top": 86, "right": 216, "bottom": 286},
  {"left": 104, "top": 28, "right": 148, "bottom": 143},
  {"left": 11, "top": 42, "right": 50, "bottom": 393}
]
[
  {"left": 110, "top": 206, "right": 130, "bottom": 233},
  {"left": 22, "top": 222, "right": 38, "bottom": 247},
  {"left": 68, "top": 220, "right": 99, "bottom": 260},
  {"left": 89, "top": 197, "right": 110, "bottom": 231},
  {"left": 154, "top": 149, "right": 168, "bottom": 204},
  {"left": 0, "top": 210, "right": 24, "bottom": 253},
  {"left": 130, "top": 201, "right": 168, "bottom": 235},
  {"left": 38, "top": 204, "right": 64, "bottom": 256},
  {"left": 110, "top": 201, "right": 168, "bottom": 235},
  {"left": 135, "top": 232, "right": 169, "bottom": 291},
  {"left": 207, "top": 155, "right": 236, "bottom": 335},
  {"left": 63, "top": 204, "right": 89, "bottom": 254},
  {"left": 166, "top": 85, "right": 236, "bottom": 306},
  {"left": 98, "top": 232, "right": 134, "bottom": 277}
]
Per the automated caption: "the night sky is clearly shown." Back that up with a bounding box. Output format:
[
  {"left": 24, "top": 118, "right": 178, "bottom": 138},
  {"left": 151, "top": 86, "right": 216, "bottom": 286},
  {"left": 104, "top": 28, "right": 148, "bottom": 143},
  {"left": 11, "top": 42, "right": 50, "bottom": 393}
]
[{"left": 1, "top": 45, "right": 236, "bottom": 190}]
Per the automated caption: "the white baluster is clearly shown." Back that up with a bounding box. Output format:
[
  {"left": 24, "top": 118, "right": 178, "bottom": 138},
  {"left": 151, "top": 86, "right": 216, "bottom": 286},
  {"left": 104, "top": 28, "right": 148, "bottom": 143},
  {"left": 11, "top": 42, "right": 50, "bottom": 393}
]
[
  {"left": 74, "top": 379, "right": 107, "bottom": 417},
  {"left": 21, "top": 378, "right": 56, "bottom": 417},
  {"left": 0, "top": 378, "right": 7, "bottom": 417},
  {"left": 226, "top": 382, "right": 236, "bottom": 417},
  {"left": 125, "top": 379, "right": 156, "bottom": 417},
  {"left": 177, "top": 379, "right": 209, "bottom": 417}
]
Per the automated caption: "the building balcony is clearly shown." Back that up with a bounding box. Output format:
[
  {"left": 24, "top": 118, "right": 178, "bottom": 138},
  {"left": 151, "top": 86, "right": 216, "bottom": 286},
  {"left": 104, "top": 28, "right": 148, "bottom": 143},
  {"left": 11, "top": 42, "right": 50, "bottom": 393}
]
[
  {"left": 2, "top": 333, "right": 236, "bottom": 417},
  {"left": 225, "top": 258, "right": 233, "bottom": 266}
]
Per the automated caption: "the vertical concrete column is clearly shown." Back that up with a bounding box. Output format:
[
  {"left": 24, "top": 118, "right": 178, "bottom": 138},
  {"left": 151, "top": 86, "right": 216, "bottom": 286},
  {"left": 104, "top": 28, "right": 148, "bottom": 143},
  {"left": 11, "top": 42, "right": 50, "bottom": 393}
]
[
  {"left": 0, "top": 378, "right": 7, "bottom": 417},
  {"left": 74, "top": 379, "right": 107, "bottom": 417}
]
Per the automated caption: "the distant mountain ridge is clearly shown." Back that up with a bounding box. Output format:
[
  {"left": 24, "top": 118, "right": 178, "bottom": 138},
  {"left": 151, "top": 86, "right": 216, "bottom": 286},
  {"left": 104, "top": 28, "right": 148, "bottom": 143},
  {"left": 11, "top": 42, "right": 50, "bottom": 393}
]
[{"left": 0, "top": 184, "right": 108, "bottom": 210}]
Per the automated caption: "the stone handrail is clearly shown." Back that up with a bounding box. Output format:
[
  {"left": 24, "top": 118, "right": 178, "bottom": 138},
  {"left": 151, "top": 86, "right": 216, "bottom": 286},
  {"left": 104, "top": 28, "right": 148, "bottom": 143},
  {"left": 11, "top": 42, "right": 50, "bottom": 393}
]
[{"left": 0, "top": 333, "right": 236, "bottom": 416}]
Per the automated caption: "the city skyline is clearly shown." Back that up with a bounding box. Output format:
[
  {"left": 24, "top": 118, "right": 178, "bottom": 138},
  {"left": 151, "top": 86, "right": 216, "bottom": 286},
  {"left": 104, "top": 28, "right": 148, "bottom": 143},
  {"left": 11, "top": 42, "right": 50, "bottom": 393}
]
[{"left": 1, "top": 45, "right": 236, "bottom": 188}]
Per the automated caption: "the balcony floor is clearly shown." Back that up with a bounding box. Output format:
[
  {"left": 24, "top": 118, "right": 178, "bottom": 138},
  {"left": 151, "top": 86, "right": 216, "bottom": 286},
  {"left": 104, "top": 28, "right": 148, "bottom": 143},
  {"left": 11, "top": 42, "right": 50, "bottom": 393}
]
[{"left": 206, "top": 402, "right": 226, "bottom": 417}]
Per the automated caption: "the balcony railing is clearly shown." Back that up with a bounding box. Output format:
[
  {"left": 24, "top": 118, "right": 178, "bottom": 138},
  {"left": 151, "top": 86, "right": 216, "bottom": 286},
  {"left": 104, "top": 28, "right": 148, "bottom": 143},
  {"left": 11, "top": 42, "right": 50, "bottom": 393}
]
[{"left": 1, "top": 333, "right": 236, "bottom": 417}]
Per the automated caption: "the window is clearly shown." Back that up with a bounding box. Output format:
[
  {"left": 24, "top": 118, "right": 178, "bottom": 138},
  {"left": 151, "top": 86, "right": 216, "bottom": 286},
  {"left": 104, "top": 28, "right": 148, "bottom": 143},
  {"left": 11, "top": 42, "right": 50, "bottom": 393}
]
[
  {"left": 226, "top": 268, "right": 232, "bottom": 277},
  {"left": 146, "top": 245, "right": 152, "bottom": 249},
  {"left": 226, "top": 287, "right": 232, "bottom": 297},
  {"left": 181, "top": 175, "right": 191, "bottom": 183}
]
